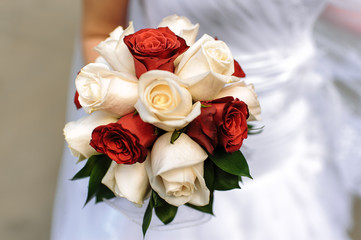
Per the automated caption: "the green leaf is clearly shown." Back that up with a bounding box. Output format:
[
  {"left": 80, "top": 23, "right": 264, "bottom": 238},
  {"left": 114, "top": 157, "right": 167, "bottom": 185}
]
[
  {"left": 152, "top": 192, "right": 178, "bottom": 225},
  {"left": 201, "top": 104, "right": 212, "bottom": 108},
  {"left": 213, "top": 165, "right": 240, "bottom": 191},
  {"left": 204, "top": 159, "right": 240, "bottom": 191},
  {"left": 71, "top": 155, "right": 99, "bottom": 180},
  {"left": 142, "top": 196, "right": 154, "bottom": 237},
  {"left": 154, "top": 127, "right": 160, "bottom": 136},
  {"left": 203, "top": 159, "right": 215, "bottom": 190},
  {"left": 95, "top": 183, "right": 116, "bottom": 203},
  {"left": 186, "top": 191, "right": 214, "bottom": 215},
  {"left": 208, "top": 149, "right": 252, "bottom": 179},
  {"left": 151, "top": 191, "right": 163, "bottom": 208},
  {"left": 85, "top": 155, "right": 112, "bottom": 206},
  {"left": 154, "top": 204, "right": 178, "bottom": 225},
  {"left": 247, "top": 124, "right": 264, "bottom": 135},
  {"left": 170, "top": 128, "right": 185, "bottom": 144}
]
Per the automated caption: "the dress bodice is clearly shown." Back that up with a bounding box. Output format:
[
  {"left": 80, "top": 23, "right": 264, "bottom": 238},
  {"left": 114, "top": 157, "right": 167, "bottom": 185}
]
[
  {"left": 142, "top": 0, "right": 327, "bottom": 54},
  {"left": 140, "top": 0, "right": 328, "bottom": 90}
]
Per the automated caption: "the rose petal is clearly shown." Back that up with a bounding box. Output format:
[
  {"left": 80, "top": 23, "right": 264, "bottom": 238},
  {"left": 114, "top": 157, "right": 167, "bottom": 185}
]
[
  {"left": 124, "top": 27, "right": 189, "bottom": 78},
  {"left": 175, "top": 34, "right": 241, "bottom": 101},
  {"left": 216, "top": 82, "right": 261, "bottom": 121},
  {"left": 94, "top": 23, "right": 135, "bottom": 75},
  {"left": 175, "top": 34, "right": 215, "bottom": 77},
  {"left": 175, "top": 34, "right": 235, "bottom": 80},
  {"left": 63, "top": 111, "right": 118, "bottom": 160},
  {"left": 99, "top": 72, "right": 138, "bottom": 116},
  {"left": 187, "top": 162, "right": 210, "bottom": 206},
  {"left": 150, "top": 132, "right": 207, "bottom": 177},
  {"left": 161, "top": 168, "right": 196, "bottom": 197},
  {"left": 186, "top": 106, "right": 218, "bottom": 154},
  {"left": 158, "top": 14, "right": 199, "bottom": 46},
  {"left": 76, "top": 63, "right": 138, "bottom": 117},
  {"left": 74, "top": 91, "right": 82, "bottom": 109},
  {"left": 145, "top": 132, "right": 209, "bottom": 206},
  {"left": 184, "top": 71, "right": 240, "bottom": 101},
  {"left": 232, "top": 59, "right": 246, "bottom": 78},
  {"left": 117, "top": 113, "right": 158, "bottom": 148},
  {"left": 202, "top": 40, "right": 234, "bottom": 75},
  {"left": 135, "top": 70, "right": 201, "bottom": 131},
  {"left": 102, "top": 160, "right": 150, "bottom": 206},
  {"left": 174, "top": 34, "right": 214, "bottom": 78}
]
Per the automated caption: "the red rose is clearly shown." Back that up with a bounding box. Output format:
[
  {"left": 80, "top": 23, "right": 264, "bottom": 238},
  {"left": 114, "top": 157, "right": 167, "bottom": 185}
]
[
  {"left": 124, "top": 27, "right": 189, "bottom": 78},
  {"left": 74, "top": 91, "right": 82, "bottom": 110},
  {"left": 214, "top": 97, "right": 249, "bottom": 152},
  {"left": 90, "top": 113, "right": 158, "bottom": 164},
  {"left": 232, "top": 59, "right": 246, "bottom": 78},
  {"left": 187, "top": 97, "right": 249, "bottom": 153},
  {"left": 186, "top": 105, "right": 218, "bottom": 154}
]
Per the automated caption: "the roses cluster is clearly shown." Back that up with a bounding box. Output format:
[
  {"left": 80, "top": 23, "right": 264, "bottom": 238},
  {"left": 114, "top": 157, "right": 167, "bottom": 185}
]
[{"left": 64, "top": 15, "right": 261, "bottom": 226}]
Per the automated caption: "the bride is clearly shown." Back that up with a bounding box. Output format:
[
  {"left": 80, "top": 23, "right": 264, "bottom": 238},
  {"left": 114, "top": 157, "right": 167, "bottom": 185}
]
[{"left": 51, "top": 0, "right": 361, "bottom": 239}]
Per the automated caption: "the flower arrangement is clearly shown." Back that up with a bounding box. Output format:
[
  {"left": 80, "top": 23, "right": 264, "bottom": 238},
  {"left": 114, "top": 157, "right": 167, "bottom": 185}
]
[{"left": 64, "top": 15, "right": 261, "bottom": 236}]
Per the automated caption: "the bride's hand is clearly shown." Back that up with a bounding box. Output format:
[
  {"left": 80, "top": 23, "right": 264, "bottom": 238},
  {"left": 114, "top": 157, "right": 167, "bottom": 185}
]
[
  {"left": 82, "top": 0, "right": 129, "bottom": 64},
  {"left": 321, "top": 3, "right": 361, "bottom": 36}
]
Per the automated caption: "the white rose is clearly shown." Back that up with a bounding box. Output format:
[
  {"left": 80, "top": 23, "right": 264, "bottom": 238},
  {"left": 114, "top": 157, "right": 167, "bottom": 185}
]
[
  {"left": 63, "top": 111, "right": 118, "bottom": 160},
  {"left": 76, "top": 63, "right": 138, "bottom": 117},
  {"left": 175, "top": 34, "right": 240, "bottom": 101},
  {"left": 158, "top": 14, "right": 199, "bottom": 46},
  {"left": 94, "top": 23, "right": 135, "bottom": 75},
  {"left": 134, "top": 70, "right": 201, "bottom": 131},
  {"left": 102, "top": 160, "right": 150, "bottom": 206},
  {"left": 146, "top": 132, "right": 209, "bottom": 207},
  {"left": 216, "top": 82, "right": 261, "bottom": 121}
]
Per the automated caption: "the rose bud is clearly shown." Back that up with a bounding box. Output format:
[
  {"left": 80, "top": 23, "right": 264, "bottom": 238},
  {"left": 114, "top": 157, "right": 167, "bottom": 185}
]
[
  {"left": 123, "top": 27, "right": 189, "bottom": 78},
  {"left": 175, "top": 34, "right": 241, "bottom": 101},
  {"left": 90, "top": 113, "right": 158, "bottom": 164},
  {"left": 146, "top": 132, "right": 209, "bottom": 207},
  {"left": 215, "top": 97, "right": 249, "bottom": 152},
  {"left": 94, "top": 23, "right": 135, "bottom": 75},
  {"left": 76, "top": 63, "right": 138, "bottom": 117},
  {"left": 102, "top": 160, "right": 150, "bottom": 206}
]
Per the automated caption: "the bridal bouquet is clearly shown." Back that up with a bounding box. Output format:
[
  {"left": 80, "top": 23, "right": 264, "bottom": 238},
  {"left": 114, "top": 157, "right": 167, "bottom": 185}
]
[{"left": 64, "top": 15, "right": 261, "bottom": 236}]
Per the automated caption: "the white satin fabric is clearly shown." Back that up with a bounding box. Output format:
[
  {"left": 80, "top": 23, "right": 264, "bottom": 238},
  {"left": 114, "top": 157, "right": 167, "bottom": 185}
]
[{"left": 51, "top": 0, "right": 361, "bottom": 239}]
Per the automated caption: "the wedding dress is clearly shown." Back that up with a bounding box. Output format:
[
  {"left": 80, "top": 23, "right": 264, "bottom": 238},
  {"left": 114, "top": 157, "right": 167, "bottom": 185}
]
[{"left": 51, "top": 0, "right": 361, "bottom": 239}]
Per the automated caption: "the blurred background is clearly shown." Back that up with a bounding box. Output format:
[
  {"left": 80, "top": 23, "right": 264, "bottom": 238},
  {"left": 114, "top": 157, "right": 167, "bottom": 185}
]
[
  {"left": 0, "top": 1, "right": 360, "bottom": 239},
  {"left": 0, "top": 0, "right": 80, "bottom": 239}
]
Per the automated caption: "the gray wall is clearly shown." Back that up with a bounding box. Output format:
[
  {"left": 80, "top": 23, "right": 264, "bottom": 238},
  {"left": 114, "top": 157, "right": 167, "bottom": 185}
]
[{"left": 0, "top": 0, "right": 80, "bottom": 239}]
